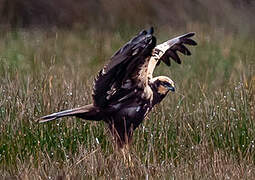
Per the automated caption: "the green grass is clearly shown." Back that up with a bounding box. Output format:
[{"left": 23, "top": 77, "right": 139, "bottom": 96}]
[{"left": 0, "top": 27, "right": 255, "bottom": 179}]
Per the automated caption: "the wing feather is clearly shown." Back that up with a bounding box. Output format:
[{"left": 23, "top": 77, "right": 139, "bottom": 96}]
[
  {"left": 164, "top": 50, "right": 181, "bottom": 64},
  {"left": 174, "top": 44, "right": 191, "bottom": 56},
  {"left": 161, "top": 32, "right": 196, "bottom": 65},
  {"left": 93, "top": 30, "right": 196, "bottom": 107},
  {"left": 92, "top": 28, "right": 156, "bottom": 107},
  {"left": 182, "top": 38, "right": 197, "bottom": 46},
  {"left": 147, "top": 32, "right": 197, "bottom": 79}
]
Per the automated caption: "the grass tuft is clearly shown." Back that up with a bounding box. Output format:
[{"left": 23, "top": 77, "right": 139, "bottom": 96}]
[{"left": 0, "top": 27, "right": 255, "bottom": 178}]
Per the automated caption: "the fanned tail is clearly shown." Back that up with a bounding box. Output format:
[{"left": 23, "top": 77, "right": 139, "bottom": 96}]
[{"left": 38, "top": 104, "right": 103, "bottom": 123}]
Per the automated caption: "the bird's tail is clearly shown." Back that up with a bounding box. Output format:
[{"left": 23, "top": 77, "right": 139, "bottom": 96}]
[{"left": 38, "top": 104, "right": 103, "bottom": 123}]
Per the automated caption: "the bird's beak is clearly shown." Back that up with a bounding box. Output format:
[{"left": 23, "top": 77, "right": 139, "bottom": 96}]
[{"left": 167, "top": 85, "right": 175, "bottom": 92}]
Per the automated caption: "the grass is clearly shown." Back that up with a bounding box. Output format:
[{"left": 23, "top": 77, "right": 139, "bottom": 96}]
[{"left": 0, "top": 26, "right": 255, "bottom": 179}]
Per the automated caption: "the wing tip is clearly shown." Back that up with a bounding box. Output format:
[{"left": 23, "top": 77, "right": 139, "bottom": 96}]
[
  {"left": 190, "top": 32, "right": 195, "bottom": 36},
  {"left": 185, "top": 32, "right": 195, "bottom": 37},
  {"left": 148, "top": 27, "right": 154, "bottom": 34},
  {"left": 181, "top": 32, "right": 197, "bottom": 46},
  {"left": 180, "top": 32, "right": 196, "bottom": 40}
]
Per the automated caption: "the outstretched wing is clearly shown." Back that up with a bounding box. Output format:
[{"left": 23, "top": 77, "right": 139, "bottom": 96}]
[
  {"left": 147, "top": 32, "right": 197, "bottom": 79},
  {"left": 92, "top": 28, "right": 156, "bottom": 107}
]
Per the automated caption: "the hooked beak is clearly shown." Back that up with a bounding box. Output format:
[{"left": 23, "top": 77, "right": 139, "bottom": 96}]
[{"left": 167, "top": 85, "right": 175, "bottom": 92}]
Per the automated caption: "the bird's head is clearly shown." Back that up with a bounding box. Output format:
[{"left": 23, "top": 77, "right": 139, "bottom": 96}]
[{"left": 151, "top": 76, "right": 175, "bottom": 96}]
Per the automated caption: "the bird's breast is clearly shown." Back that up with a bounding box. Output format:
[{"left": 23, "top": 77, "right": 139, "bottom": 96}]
[
  {"left": 141, "top": 86, "right": 153, "bottom": 101},
  {"left": 119, "top": 104, "right": 150, "bottom": 120}
]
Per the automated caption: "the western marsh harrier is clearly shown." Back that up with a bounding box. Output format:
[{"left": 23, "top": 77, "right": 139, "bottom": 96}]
[{"left": 39, "top": 27, "right": 197, "bottom": 148}]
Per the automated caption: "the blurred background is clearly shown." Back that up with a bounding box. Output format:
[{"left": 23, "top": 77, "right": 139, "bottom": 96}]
[
  {"left": 1, "top": 0, "right": 255, "bottom": 34},
  {"left": 1, "top": 0, "right": 255, "bottom": 179}
]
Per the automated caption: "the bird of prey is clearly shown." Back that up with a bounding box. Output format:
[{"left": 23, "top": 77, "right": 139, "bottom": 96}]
[{"left": 39, "top": 27, "right": 197, "bottom": 148}]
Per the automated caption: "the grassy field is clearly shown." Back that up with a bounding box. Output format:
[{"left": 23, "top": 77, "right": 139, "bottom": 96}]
[{"left": 0, "top": 26, "right": 255, "bottom": 179}]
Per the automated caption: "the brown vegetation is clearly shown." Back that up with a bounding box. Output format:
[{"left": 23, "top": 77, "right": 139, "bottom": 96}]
[{"left": 0, "top": 0, "right": 255, "bottom": 179}]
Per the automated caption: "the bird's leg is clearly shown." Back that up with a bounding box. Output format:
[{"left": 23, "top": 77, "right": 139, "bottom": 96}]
[
  {"left": 123, "top": 127, "right": 135, "bottom": 167},
  {"left": 126, "top": 146, "right": 133, "bottom": 167},
  {"left": 120, "top": 146, "right": 127, "bottom": 165},
  {"left": 109, "top": 118, "right": 134, "bottom": 167},
  {"left": 120, "top": 144, "right": 134, "bottom": 167},
  {"left": 123, "top": 123, "right": 134, "bottom": 167}
]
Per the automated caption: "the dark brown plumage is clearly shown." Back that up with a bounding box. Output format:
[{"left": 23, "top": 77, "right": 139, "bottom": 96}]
[{"left": 39, "top": 27, "right": 197, "bottom": 148}]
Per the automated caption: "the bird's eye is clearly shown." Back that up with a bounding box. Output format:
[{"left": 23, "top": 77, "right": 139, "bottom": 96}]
[{"left": 163, "top": 82, "right": 169, "bottom": 87}]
